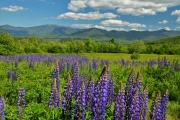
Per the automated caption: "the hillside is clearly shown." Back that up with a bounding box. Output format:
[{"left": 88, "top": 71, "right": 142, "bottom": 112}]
[
  {"left": 147, "top": 36, "right": 180, "bottom": 44},
  {"left": 1, "top": 24, "right": 180, "bottom": 42}
]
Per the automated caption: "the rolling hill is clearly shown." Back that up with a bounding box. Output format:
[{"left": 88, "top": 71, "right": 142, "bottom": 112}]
[{"left": 1, "top": 24, "right": 180, "bottom": 42}]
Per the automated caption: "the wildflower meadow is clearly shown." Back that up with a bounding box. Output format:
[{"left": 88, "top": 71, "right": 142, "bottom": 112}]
[{"left": 0, "top": 54, "right": 180, "bottom": 120}]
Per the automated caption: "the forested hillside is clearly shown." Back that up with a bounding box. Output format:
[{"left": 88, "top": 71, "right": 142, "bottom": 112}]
[
  {"left": 0, "top": 30, "right": 180, "bottom": 55},
  {"left": 1, "top": 24, "right": 180, "bottom": 42}
]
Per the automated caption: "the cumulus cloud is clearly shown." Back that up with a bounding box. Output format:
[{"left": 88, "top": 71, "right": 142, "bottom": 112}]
[
  {"left": 176, "top": 26, "right": 180, "bottom": 29},
  {"left": 68, "top": 0, "right": 87, "bottom": 11},
  {"left": 68, "top": 0, "right": 180, "bottom": 16},
  {"left": 171, "top": 10, "right": 180, "bottom": 15},
  {"left": 101, "top": 19, "right": 146, "bottom": 28},
  {"left": 171, "top": 10, "right": 180, "bottom": 23},
  {"left": 57, "top": 11, "right": 117, "bottom": 20},
  {"left": 94, "top": 25, "right": 126, "bottom": 31},
  {"left": 158, "top": 20, "right": 168, "bottom": 24},
  {"left": 165, "top": 27, "right": 171, "bottom": 31},
  {"left": 71, "top": 24, "right": 126, "bottom": 31},
  {"left": 0, "top": 5, "right": 28, "bottom": 12},
  {"left": 71, "top": 24, "right": 92, "bottom": 28}
]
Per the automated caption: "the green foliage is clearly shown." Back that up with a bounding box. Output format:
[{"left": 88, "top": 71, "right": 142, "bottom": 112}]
[
  {"left": 0, "top": 31, "right": 180, "bottom": 55},
  {"left": 130, "top": 53, "right": 140, "bottom": 60},
  {"left": 84, "top": 37, "right": 95, "bottom": 53},
  {"left": 109, "top": 38, "right": 115, "bottom": 44},
  {"left": 128, "top": 40, "right": 146, "bottom": 54}
]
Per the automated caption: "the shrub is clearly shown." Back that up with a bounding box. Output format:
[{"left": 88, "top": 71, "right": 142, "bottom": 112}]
[{"left": 130, "top": 53, "right": 140, "bottom": 59}]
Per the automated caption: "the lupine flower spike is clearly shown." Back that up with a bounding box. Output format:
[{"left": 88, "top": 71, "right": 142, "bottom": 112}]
[
  {"left": 161, "top": 90, "right": 169, "bottom": 120},
  {"left": 17, "top": 88, "right": 26, "bottom": 118},
  {"left": 74, "top": 79, "right": 86, "bottom": 120},
  {"left": 108, "top": 74, "right": 114, "bottom": 106},
  {"left": 0, "top": 96, "right": 5, "bottom": 120},
  {"left": 48, "top": 78, "right": 60, "bottom": 108},
  {"left": 86, "top": 75, "right": 94, "bottom": 111},
  {"left": 72, "top": 61, "right": 80, "bottom": 99},
  {"left": 113, "top": 81, "right": 125, "bottom": 120},
  {"left": 150, "top": 90, "right": 162, "bottom": 120},
  {"left": 139, "top": 84, "right": 148, "bottom": 120},
  {"left": 129, "top": 88, "right": 141, "bottom": 120},
  {"left": 62, "top": 73, "right": 73, "bottom": 119}
]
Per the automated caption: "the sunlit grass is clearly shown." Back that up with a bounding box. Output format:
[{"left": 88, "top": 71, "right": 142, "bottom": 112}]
[{"left": 81, "top": 53, "right": 180, "bottom": 61}]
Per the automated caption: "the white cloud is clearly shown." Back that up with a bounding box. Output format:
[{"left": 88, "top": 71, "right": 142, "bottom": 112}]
[
  {"left": 101, "top": 19, "right": 146, "bottom": 28},
  {"left": 171, "top": 10, "right": 180, "bottom": 23},
  {"left": 171, "top": 10, "right": 180, "bottom": 15},
  {"left": 131, "top": 28, "right": 138, "bottom": 31},
  {"left": 149, "top": 29, "right": 153, "bottom": 31},
  {"left": 0, "top": 5, "right": 28, "bottom": 12},
  {"left": 158, "top": 20, "right": 168, "bottom": 24},
  {"left": 165, "top": 27, "right": 170, "bottom": 30},
  {"left": 176, "top": 17, "right": 180, "bottom": 23},
  {"left": 68, "top": 1, "right": 87, "bottom": 12},
  {"left": 71, "top": 24, "right": 126, "bottom": 31},
  {"left": 71, "top": 24, "right": 92, "bottom": 28},
  {"left": 68, "top": 0, "right": 180, "bottom": 16},
  {"left": 57, "top": 11, "right": 117, "bottom": 20},
  {"left": 94, "top": 25, "right": 126, "bottom": 31},
  {"left": 176, "top": 26, "right": 180, "bottom": 29}
]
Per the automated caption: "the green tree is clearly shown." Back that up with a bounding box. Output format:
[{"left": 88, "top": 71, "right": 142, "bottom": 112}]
[
  {"left": 0, "top": 33, "right": 14, "bottom": 46},
  {"left": 109, "top": 38, "right": 115, "bottom": 44},
  {"left": 128, "top": 40, "right": 146, "bottom": 54},
  {"left": 85, "top": 37, "right": 95, "bottom": 53},
  {"left": 146, "top": 45, "right": 153, "bottom": 54}
]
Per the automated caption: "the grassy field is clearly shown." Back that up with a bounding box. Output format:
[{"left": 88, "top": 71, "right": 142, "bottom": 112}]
[{"left": 81, "top": 53, "right": 180, "bottom": 61}]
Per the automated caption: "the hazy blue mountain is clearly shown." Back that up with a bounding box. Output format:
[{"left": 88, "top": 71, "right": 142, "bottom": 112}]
[{"left": 1, "top": 24, "right": 180, "bottom": 42}]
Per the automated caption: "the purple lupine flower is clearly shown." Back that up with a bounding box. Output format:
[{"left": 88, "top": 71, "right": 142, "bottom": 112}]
[
  {"left": 66, "top": 60, "right": 71, "bottom": 71},
  {"left": 55, "top": 60, "right": 60, "bottom": 92},
  {"left": 139, "top": 84, "right": 148, "bottom": 120},
  {"left": 86, "top": 75, "right": 94, "bottom": 111},
  {"left": 161, "top": 90, "right": 169, "bottom": 120},
  {"left": 72, "top": 61, "right": 80, "bottom": 99},
  {"left": 17, "top": 88, "right": 26, "bottom": 118},
  {"left": 113, "top": 81, "right": 125, "bottom": 120},
  {"left": 92, "top": 66, "right": 106, "bottom": 120},
  {"left": 92, "top": 91, "right": 102, "bottom": 120},
  {"left": 125, "top": 69, "right": 136, "bottom": 119},
  {"left": 125, "top": 69, "right": 135, "bottom": 96},
  {"left": 74, "top": 79, "right": 86, "bottom": 120},
  {"left": 92, "top": 66, "right": 110, "bottom": 120},
  {"left": 129, "top": 88, "right": 141, "bottom": 120},
  {"left": 48, "top": 78, "right": 60, "bottom": 108},
  {"left": 150, "top": 90, "right": 162, "bottom": 120},
  {"left": 136, "top": 71, "right": 142, "bottom": 90},
  {"left": 92, "top": 59, "right": 97, "bottom": 71},
  {"left": 100, "top": 65, "right": 110, "bottom": 119},
  {"left": 62, "top": 73, "right": 73, "bottom": 119},
  {"left": 0, "top": 96, "right": 5, "bottom": 120},
  {"left": 29, "top": 60, "right": 34, "bottom": 69},
  {"left": 89, "top": 61, "right": 93, "bottom": 72},
  {"left": 108, "top": 74, "right": 114, "bottom": 106}
]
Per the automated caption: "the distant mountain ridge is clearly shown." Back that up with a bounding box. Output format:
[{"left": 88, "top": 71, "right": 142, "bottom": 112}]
[{"left": 1, "top": 24, "right": 180, "bottom": 42}]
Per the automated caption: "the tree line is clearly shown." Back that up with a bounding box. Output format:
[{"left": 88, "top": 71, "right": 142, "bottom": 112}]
[{"left": 0, "top": 31, "right": 180, "bottom": 55}]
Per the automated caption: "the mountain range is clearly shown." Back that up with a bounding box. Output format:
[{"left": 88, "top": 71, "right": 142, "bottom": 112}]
[{"left": 1, "top": 24, "right": 180, "bottom": 43}]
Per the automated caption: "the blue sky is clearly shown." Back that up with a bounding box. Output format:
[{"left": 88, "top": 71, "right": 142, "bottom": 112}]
[{"left": 0, "top": 0, "right": 180, "bottom": 31}]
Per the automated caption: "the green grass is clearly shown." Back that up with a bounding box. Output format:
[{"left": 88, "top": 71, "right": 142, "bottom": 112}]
[{"left": 81, "top": 53, "right": 180, "bottom": 61}]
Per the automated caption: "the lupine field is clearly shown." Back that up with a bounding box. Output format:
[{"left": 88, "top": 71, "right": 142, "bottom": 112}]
[{"left": 0, "top": 54, "right": 180, "bottom": 120}]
